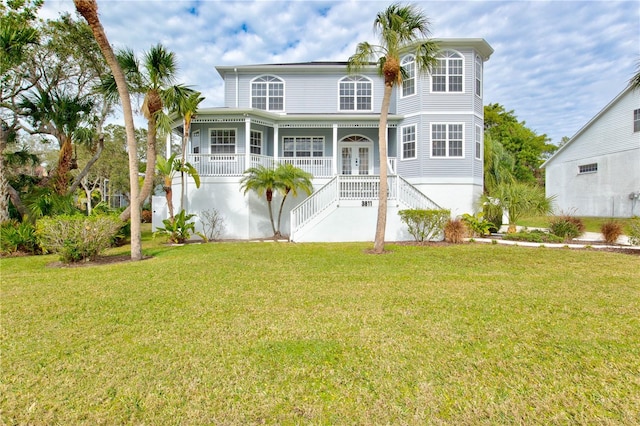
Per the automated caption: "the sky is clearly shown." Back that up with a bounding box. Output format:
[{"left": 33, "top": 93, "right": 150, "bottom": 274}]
[{"left": 39, "top": 0, "right": 640, "bottom": 145}]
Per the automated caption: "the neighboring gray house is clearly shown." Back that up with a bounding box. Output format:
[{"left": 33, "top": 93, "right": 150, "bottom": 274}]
[
  {"left": 162, "top": 38, "right": 494, "bottom": 241},
  {"left": 542, "top": 85, "right": 640, "bottom": 218}
]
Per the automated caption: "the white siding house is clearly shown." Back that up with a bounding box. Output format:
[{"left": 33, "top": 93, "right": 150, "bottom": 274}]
[
  {"left": 164, "top": 39, "right": 494, "bottom": 241},
  {"left": 542, "top": 86, "right": 640, "bottom": 218}
]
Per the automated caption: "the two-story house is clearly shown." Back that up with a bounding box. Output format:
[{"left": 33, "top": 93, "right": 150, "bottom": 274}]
[{"left": 161, "top": 38, "right": 494, "bottom": 241}]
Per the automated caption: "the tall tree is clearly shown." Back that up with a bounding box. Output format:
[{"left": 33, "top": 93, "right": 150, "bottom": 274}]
[
  {"left": 0, "top": 0, "right": 41, "bottom": 221},
  {"left": 74, "top": 0, "right": 142, "bottom": 261},
  {"left": 348, "top": 3, "right": 438, "bottom": 253}
]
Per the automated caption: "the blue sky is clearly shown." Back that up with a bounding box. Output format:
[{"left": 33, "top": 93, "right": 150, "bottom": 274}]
[{"left": 40, "top": 0, "right": 639, "bottom": 144}]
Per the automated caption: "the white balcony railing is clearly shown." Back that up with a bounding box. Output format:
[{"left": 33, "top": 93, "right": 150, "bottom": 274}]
[
  {"left": 189, "top": 154, "right": 333, "bottom": 178},
  {"left": 280, "top": 157, "right": 333, "bottom": 178}
]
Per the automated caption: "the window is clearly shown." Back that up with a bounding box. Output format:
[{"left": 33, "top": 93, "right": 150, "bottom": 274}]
[
  {"left": 283, "top": 137, "right": 324, "bottom": 157},
  {"left": 401, "top": 125, "right": 417, "bottom": 159},
  {"left": 578, "top": 163, "right": 598, "bottom": 174},
  {"left": 251, "top": 76, "right": 284, "bottom": 111},
  {"left": 191, "top": 130, "right": 200, "bottom": 154},
  {"left": 634, "top": 109, "right": 640, "bottom": 132},
  {"left": 432, "top": 51, "right": 463, "bottom": 93},
  {"left": 475, "top": 56, "right": 482, "bottom": 97},
  {"left": 475, "top": 125, "right": 482, "bottom": 159},
  {"left": 432, "top": 124, "right": 463, "bottom": 157},
  {"left": 210, "top": 129, "right": 236, "bottom": 154},
  {"left": 250, "top": 130, "right": 262, "bottom": 155},
  {"left": 401, "top": 55, "right": 415, "bottom": 97},
  {"left": 339, "top": 76, "right": 372, "bottom": 111}
]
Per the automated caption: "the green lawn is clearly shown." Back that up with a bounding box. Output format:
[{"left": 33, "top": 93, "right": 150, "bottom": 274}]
[{"left": 2, "top": 237, "right": 639, "bottom": 424}]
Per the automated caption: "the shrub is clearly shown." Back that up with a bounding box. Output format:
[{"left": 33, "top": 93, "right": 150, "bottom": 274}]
[
  {"left": 1, "top": 220, "right": 40, "bottom": 255},
  {"left": 141, "top": 210, "right": 152, "bottom": 223},
  {"left": 154, "top": 209, "right": 199, "bottom": 244},
  {"left": 600, "top": 220, "right": 623, "bottom": 244},
  {"left": 36, "top": 214, "right": 123, "bottom": 263},
  {"left": 502, "top": 229, "right": 563, "bottom": 244},
  {"left": 461, "top": 212, "right": 494, "bottom": 237},
  {"left": 398, "top": 209, "right": 450, "bottom": 242},
  {"left": 628, "top": 217, "right": 640, "bottom": 246},
  {"left": 444, "top": 218, "right": 466, "bottom": 244},
  {"left": 549, "top": 215, "right": 585, "bottom": 241},
  {"left": 200, "top": 208, "right": 225, "bottom": 241}
]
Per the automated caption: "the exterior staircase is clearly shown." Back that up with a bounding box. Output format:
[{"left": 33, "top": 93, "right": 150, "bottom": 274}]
[{"left": 290, "top": 175, "right": 441, "bottom": 242}]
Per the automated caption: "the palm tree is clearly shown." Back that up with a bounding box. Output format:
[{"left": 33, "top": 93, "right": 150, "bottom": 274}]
[
  {"left": 164, "top": 85, "right": 205, "bottom": 211},
  {"left": 240, "top": 165, "right": 283, "bottom": 237},
  {"left": 156, "top": 153, "right": 200, "bottom": 222},
  {"left": 74, "top": 0, "right": 142, "bottom": 261},
  {"left": 631, "top": 60, "right": 640, "bottom": 89},
  {"left": 347, "top": 3, "right": 438, "bottom": 253},
  {"left": 274, "top": 163, "right": 313, "bottom": 236},
  {"left": 18, "top": 89, "right": 94, "bottom": 195},
  {"left": 99, "top": 44, "right": 180, "bottom": 216}
]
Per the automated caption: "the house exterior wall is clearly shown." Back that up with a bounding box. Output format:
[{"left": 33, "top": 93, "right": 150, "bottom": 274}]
[{"left": 544, "top": 87, "right": 640, "bottom": 217}]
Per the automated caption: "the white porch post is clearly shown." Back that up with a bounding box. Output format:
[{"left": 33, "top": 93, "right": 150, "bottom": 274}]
[
  {"left": 245, "top": 116, "right": 251, "bottom": 170},
  {"left": 332, "top": 123, "right": 338, "bottom": 175},
  {"left": 274, "top": 124, "right": 279, "bottom": 166},
  {"left": 166, "top": 132, "right": 172, "bottom": 158}
]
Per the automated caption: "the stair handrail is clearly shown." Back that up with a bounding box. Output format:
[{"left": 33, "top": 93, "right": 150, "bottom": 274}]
[
  {"left": 396, "top": 176, "right": 441, "bottom": 210},
  {"left": 290, "top": 176, "right": 339, "bottom": 241}
]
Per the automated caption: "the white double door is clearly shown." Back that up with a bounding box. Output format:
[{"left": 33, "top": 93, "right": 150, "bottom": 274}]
[{"left": 340, "top": 143, "right": 373, "bottom": 175}]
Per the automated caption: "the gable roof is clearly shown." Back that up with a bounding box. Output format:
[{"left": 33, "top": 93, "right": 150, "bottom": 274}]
[{"left": 541, "top": 84, "right": 637, "bottom": 168}]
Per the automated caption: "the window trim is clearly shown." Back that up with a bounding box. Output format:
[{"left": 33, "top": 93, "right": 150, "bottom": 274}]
[
  {"left": 634, "top": 109, "right": 640, "bottom": 133},
  {"left": 401, "top": 124, "right": 417, "bottom": 160},
  {"left": 401, "top": 55, "right": 416, "bottom": 98},
  {"left": 251, "top": 75, "right": 284, "bottom": 112},
  {"left": 432, "top": 50, "right": 464, "bottom": 93},
  {"left": 475, "top": 55, "right": 482, "bottom": 98},
  {"left": 430, "top": 123, "right": 465, "bottom": 158},
  {"left": 475, "top": 124, "right": 482, "bottom": 160},
  {"left": 338, "top": 75, "right": 373, "bottom": 112},
  {"left": 578, "top": 163, "right": 598, "bottom": 174},
  {"left": 282, "top": 136, "right": 325, "bottom": 157},
  {"left": 209, "top": 128, "right": 237, "bottom": 158},
  {"left": 249, "top": 130, "right": 263, "bottom": 155}
]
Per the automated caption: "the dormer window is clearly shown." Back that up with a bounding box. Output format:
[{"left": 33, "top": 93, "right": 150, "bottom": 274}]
[
  {"left": 432, "top": 50, "right": 463, "bottom": 93},
  {"left": 251, "top": 75, "right": 284, "bottom": 111},
  {"left": 339, "top": 76, "right": 372, "bottom": 111},
  {"left": 401, "top": 55, "right": 416, "bottom": 97}
]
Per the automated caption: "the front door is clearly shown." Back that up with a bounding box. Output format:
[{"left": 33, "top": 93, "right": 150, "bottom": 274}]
[{"left": 339, "top": 136, "right": 373, "bottom": 175}]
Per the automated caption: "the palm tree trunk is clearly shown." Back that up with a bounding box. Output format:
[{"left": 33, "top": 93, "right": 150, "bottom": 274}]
[
  {"left": 265, "top": 189, "right": 278, "bottom": 237},
  {"left": 75, "top": 0, "right": 142, "bottom": 261},
  {"left": 373, "top": 83, "right": 393, "bottom": 253},
  {"left": 53, "top": 137, "right": 73, "bottom": 195},
  {"left": 0, "top": 136, "right": 10, "bottom": 222},
  {"left": 276, "top": 189, "right": 290, "bottom": 236},
  {"left": 164, "top": 186, "right": 174, "bottom": 222}
]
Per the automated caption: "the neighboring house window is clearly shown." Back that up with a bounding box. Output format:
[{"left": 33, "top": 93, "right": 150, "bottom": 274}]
[
  {"left": 634, "top": 109, "right": 640, "bottom": 132},
  {"left": 475, "top": 56, "right": 482, "bottom": 97},
  {"left": 250, "top": 130, "right": 262, "bottom": 155},
  {"left": 283, "top": 136, "right": 324, "bottom": 157},
  {"left": 401, "top": 55, "right": 415, "bottom": 97},
  {"left": 339, "top": 76, "right": 372, "bottom": 111},
  {"left": 401, "top": 124, "right": 417, "bottom": 159},
  {"left": 210, "top": 129, "right": 236, "bottom": 154},
  {"left": 431, "top": 123, "right": 463, "bottom": 157},
  {"left": 432, "top": 50, "right": 463, "bottom": 93},
  {"left": 251, "top": 75, "right": 284, "bottom": 111},
  {"left": 578, "top": 163, "right": 598, "bottom": 174},
  {"left": 475, "top": 124, "right": 482, "bottom": 159}
]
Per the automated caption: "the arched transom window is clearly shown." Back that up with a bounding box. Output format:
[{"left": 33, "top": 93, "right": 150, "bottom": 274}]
[
  {"left": 401, "top": 55, "right": 416, "bottom": 97},
  {"left": 432, "top": 51, "right": 463, "bottom": 93},
  {"left": 339, "top": 76, "right": 372, "bottom": 111},
  {"left": 251, "top": 75, "right": 284, "bottom": 111}
]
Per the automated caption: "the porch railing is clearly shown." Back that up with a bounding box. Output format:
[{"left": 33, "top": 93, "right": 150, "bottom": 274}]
[
  {"left": 189, "top": 154, "right": 333, "bottom": 178},
  {"left": 290, "top": 176, "right": 339, "bottom": 239}
]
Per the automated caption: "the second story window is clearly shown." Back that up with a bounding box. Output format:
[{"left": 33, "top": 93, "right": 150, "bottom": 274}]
[
  {"left": 432, "top": 50, "right": 463, "bottom": 93},
  {"left": 432, "top": 123, "right": 463, "bottom": 158},
  {"left": 634, "top": 109, "right": 640, "bottom": 132},
  {"left": 401, "top": 55, "right": 416, "bottom": 97},
  {"left": 339, "top": 76, "right": 372, "bottom": 111},
  {"left": 401, "top": 124, "right": 417, "bottom": 159},
  {"left": 252, "top": 76, "right": 284, "bottom": 111},
  {"left": 475, "top": 56, "right": 482, "bottom": 97}
]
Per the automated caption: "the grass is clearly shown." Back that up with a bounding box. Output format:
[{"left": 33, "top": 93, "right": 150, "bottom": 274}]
[
  {"left": 2, "top": 232, "right": 640, "bottom": 424},
  {"left": 519, "top": 215, "right": 637, "bottom": 234}
]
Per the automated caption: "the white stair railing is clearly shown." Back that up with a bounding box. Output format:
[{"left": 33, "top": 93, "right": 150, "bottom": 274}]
[
  {"left": 396, "top": 176, "right": 441, "bottom": 210},
  {"left": 290, "top": 177, "right": 339, "bottom": 241}
]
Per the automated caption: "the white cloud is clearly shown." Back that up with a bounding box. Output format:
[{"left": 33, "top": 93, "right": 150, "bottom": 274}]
[{"left": 40, "top": 0, "right": 639, "bottom": 143}]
